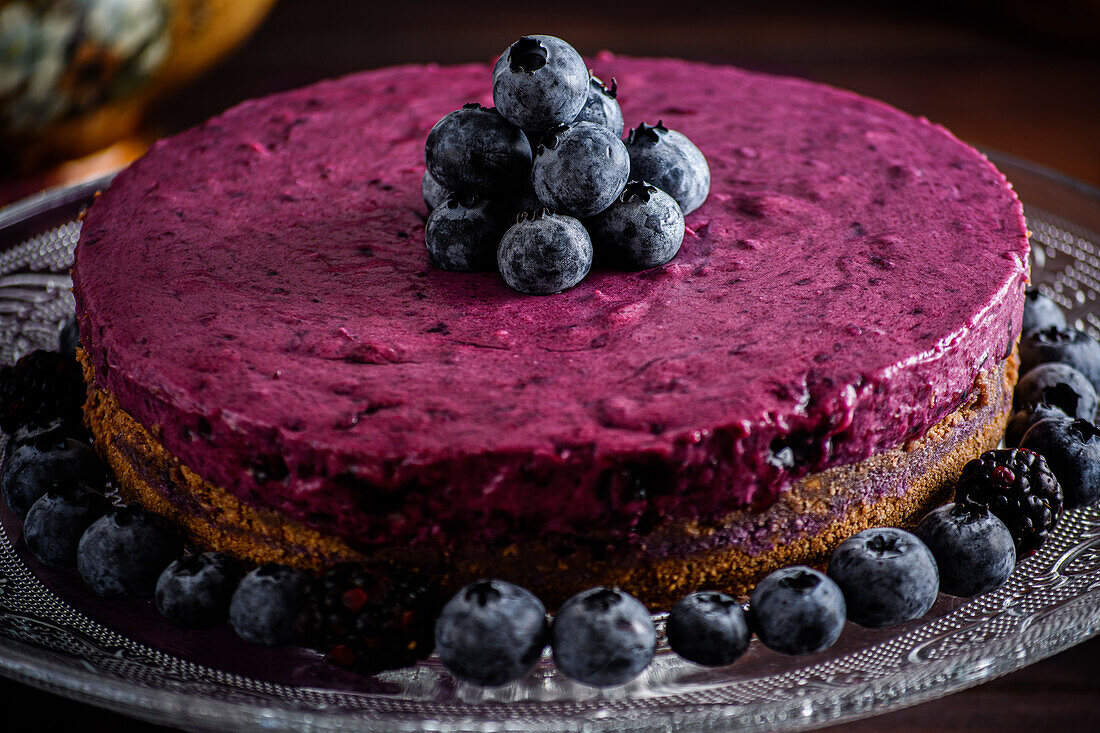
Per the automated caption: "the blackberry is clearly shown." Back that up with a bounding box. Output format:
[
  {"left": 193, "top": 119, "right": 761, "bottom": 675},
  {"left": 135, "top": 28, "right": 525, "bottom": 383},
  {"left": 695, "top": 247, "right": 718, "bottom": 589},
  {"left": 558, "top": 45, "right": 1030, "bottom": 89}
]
[
  {"left": 954, "top": 448, "right": 1063, "bottom": 555},
  {"left": 296, "top": 564, "right": 442, "bottom": 674},
  {"left": 0, "top": 350, "right": 85, "bottom": 435}
]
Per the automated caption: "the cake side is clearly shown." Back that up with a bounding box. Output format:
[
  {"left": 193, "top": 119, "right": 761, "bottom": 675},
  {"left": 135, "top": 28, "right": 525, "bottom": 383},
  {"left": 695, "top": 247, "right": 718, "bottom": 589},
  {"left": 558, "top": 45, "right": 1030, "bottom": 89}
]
[
  {"left": 71, "top": 56, "right": 1029, "bottom": 553},
  {"left": 82, "top": 349, "right": 1016, "bottom": 606}
]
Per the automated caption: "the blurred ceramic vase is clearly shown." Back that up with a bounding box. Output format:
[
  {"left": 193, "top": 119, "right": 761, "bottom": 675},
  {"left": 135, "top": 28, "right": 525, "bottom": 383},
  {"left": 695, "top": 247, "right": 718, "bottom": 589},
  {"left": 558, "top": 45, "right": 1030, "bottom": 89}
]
[{"left": 0, "top": 0, "right": 276, "bottom": 173}]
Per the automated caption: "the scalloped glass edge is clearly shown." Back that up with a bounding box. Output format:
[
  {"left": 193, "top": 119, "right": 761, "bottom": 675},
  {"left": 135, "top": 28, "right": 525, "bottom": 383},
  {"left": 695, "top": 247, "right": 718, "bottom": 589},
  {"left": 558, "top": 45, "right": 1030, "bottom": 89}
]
[{"left": 0, "top": 153, "right": 1097, "bottom": 732}]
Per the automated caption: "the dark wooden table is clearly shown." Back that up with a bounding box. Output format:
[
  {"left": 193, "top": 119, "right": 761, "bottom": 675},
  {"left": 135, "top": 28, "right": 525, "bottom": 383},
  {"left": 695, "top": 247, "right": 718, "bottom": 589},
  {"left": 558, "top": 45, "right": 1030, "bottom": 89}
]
[{"left": 2, "top": 1, "right": 1098, "bottom": 729}]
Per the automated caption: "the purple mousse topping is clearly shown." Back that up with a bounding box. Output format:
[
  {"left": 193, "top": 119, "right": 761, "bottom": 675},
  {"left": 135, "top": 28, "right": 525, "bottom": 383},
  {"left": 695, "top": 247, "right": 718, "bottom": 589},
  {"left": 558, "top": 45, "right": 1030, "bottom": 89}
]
[{"left": 72, "top": 56, "right": 1029, "bottom": 551}]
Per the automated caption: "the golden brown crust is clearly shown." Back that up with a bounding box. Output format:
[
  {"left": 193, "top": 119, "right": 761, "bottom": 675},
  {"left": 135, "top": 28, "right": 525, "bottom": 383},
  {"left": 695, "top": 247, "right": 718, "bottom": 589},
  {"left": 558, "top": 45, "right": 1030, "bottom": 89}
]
[{"left": 82, "top": 349, "right": 1016, "bottom": 608}]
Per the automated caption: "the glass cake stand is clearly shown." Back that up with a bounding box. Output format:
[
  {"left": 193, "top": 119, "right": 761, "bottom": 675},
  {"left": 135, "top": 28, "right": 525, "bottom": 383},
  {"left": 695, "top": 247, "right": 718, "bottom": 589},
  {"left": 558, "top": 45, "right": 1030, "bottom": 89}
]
[{"left": 1, "top": 151, "right": 1099, "bottom": 733}]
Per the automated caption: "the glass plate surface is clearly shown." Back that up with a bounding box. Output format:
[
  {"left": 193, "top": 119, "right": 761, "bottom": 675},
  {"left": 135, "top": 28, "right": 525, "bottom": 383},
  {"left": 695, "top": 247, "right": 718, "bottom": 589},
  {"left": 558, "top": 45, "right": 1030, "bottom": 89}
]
[{"left": 0, "top": 152, "right": 1099, "bottom": 733}]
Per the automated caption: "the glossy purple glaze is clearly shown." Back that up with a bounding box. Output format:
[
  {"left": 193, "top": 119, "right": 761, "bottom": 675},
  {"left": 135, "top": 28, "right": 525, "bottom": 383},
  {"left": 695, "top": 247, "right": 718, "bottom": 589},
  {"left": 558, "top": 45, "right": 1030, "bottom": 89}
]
[{"left": 72, "top": 56, "right": 1029, "bottom": 551}]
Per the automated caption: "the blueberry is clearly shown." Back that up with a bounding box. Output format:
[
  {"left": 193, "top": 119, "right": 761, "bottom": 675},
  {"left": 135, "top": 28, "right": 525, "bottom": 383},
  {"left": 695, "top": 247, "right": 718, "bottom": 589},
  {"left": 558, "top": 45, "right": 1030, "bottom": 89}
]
[
  {"left": 589, "top": 181, "right": 685, "bottom": 270},
  {"left": 425, "top": 194, "right": 511, "bottom": 272},
  {"left": 156, "top": 552, "right": 244, "bottom": 628},
  {"left": 826, "top": 528, "right": 938, "bottom": 628},
  {"left": 573, "top": 75, "right": 624, "bottom": 138},
  {"left": 435, "top": 579, "right": 548, "bottom": 686},
  {"left": 915, "top": 502, "right": 1015, "bottom": 597},
  {"left": 1021, "top": 418, "right": 1100, "bottom": 508},
  {"left": 1022, "top": 287, "right": 1067, "bottom": 335},
  {"left": 666, "top": 590, "right": 751, "bottom": 667},
  {"left": 1020, "top": 326, "right": 1100, "bottom": 394},
  {"left": 748, "top": 566, "right": 845, "bottom": 655},
  {"left": 498, "top": 211, "right": 593, "bottom": 295},
  {"left": 425, "top": 103, "right": 531, "bottom": 198},
  {"left": 1013, "top": 363, "right": 1097, "bottom": 418},
  {"left": 229, "top": 563, "right": 309, "bottom": 646},
  {"left": 624, "top": 122, "right": 710, "bottom": 215},
  {"left": 59, "top": 316, "right": 81, "bottom": 359},
  {"left": 550, "top": 587, "right": 655, "bottom": 687},
  {"left": 492, "top": 35, "right": 589, "bottom": 133},
  {"left": 1005, "top": 401, "right": 1071, "bottom": 448},
  {"left": 2, "top": 416, "right": 90, "bottom": 469},
  {"left": 1004, "top": 363, "right": 1097, "bottom": 448},
  {"left": 421, "top": 170, "right": 450, "bottom": 212},
  {"left": 531, "top": 122, "right": 629, "bottom": 218},
  {"left": 2, "top": 438, "right": 104, "bottom": 520},
  {"left": 76, "top": 504, "right": 182, "bottom": 599},
  {"left": 23, "top": 486, "right": 110, "bottom": 568}
]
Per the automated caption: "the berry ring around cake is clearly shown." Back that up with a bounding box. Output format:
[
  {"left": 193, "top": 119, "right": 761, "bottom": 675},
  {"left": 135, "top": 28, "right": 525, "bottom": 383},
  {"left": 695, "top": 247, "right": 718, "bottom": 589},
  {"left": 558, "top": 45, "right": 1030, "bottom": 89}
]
[{"left": 71, "top": 51, "right": 1028, "bottom": 612}]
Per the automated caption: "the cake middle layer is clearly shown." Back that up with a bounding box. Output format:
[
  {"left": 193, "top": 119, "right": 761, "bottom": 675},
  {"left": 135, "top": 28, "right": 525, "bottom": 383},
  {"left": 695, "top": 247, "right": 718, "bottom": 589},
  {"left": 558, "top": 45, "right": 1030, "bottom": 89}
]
[{"left": 71, "top": 56, "right": 1030, "bottom": 558}]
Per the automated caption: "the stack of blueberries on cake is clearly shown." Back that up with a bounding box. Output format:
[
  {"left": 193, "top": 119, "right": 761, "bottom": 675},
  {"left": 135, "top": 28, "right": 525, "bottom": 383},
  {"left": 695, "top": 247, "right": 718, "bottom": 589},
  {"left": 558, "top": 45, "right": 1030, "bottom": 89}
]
[{"left": 422, "top": 35, "right": 709, "bottom": 294}]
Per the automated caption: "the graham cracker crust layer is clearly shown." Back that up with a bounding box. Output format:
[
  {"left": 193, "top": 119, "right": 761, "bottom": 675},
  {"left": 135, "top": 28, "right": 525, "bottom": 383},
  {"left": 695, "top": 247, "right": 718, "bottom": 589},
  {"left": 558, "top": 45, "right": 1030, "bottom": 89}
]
[{"left": 81, "top": 350, "right": 1016, "bottom": 608}]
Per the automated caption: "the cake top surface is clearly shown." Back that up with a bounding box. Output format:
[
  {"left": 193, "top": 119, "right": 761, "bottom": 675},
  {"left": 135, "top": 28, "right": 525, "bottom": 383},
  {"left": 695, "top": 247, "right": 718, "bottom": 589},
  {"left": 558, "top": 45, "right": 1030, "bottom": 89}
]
[{"left": 73, "top": 55, "right": 1028, "bottom": 530}]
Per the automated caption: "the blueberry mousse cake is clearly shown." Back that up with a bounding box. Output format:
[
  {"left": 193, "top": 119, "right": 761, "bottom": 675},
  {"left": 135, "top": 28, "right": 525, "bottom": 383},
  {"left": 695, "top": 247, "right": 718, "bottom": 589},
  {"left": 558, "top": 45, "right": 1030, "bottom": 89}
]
[{"left": 70, "top": 38, "right": 1029, "bottom": 608}]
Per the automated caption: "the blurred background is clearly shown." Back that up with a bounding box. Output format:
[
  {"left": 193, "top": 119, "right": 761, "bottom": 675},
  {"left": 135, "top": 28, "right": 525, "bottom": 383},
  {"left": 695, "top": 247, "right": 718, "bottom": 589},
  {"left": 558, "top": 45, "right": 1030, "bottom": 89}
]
[
  {"left": 0, "top": 0, "right": 1098, "bottom": 730},
  {"left": 0, "top": 0, "right": 1098, "bottom": 205}
]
